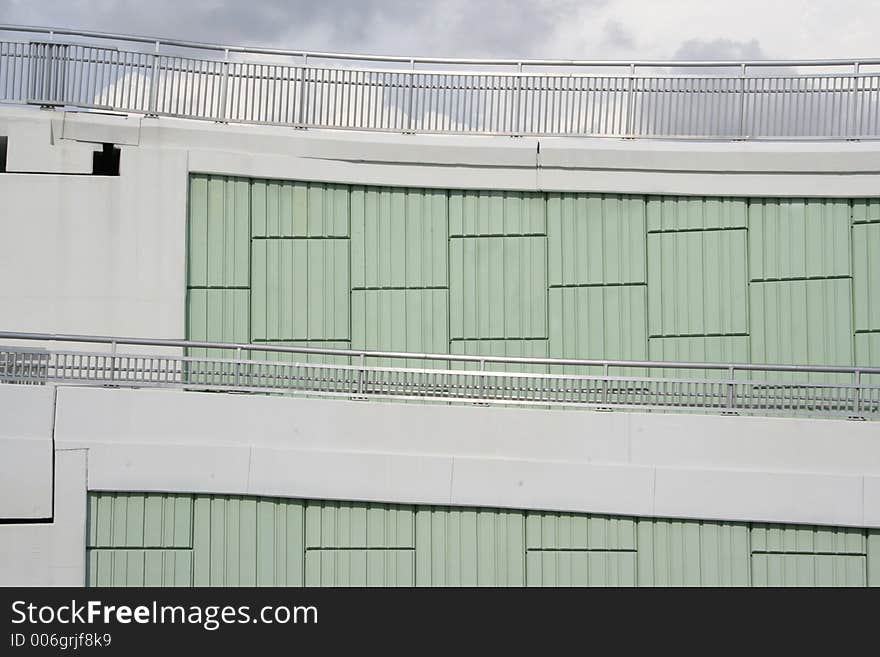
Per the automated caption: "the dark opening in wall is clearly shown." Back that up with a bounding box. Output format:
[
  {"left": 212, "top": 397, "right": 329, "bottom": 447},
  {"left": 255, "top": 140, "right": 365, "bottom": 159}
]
[
  {"left": 92, "top": 143, "right": 120, "bottom": 176},
  {"left": 0, "top": 136, "right": 7, "bottom": 173}
]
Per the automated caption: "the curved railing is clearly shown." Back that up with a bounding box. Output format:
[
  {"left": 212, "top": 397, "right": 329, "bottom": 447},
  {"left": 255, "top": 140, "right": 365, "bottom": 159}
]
[
  {"left": 2, "top": 25, "right": 880, "bottom": 139},
  {"left": 1, "top": 331, "right": 878, "bottom": 419}
]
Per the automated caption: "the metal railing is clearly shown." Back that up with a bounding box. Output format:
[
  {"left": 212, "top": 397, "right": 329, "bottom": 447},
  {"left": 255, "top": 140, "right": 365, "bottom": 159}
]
[
  {"left": 1, "top": 331, "right": 878, "bottom": 419},
  {"left": 2, "top": 25, "right": 880, "bottom": 139}
]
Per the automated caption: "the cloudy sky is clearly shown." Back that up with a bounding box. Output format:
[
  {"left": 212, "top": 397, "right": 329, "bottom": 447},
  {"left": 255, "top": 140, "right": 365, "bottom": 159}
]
[{"left": 0, "top": 0, "right": 877, "bottom": 61}]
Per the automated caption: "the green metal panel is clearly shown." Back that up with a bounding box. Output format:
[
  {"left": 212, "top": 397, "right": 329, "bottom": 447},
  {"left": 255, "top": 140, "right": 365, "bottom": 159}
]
[
  {"left": 351, "top": 288, "right": 448, "bottom": 367},
  {"left": 191, "top": 495, "right": 305, "bottom": 586},
  {"left": 414, "top": 507, "right": 525, "bottom": 586},
  {"left": 749, "top": 198, "right": 850, "bottom": 281},
  {"left": 305, "top": 501, "right": 414, "bottom": 548},
  {"left": 646, "top": 195, "right": 747, "bottom": 231},
  {"left": 88, "top": 549, "right": 193, "bottom": 587},
  {"left": 750, "top": 279, "right": 854, "bottom": 368},
  {"left": 450, "top": 236, "right": 547, "bottom": 339},
  {"left": 250, "top": 341, "right": 351, "bottom": 366},
  {"left": 526, "top": 511, "right": 636, "bottom": 550},
  {"left": 648, "top": 336, "right": 750, "bottom": 378},
  {"left": 449, "top": 339, "right": 549, "bottom": 373},
  {"left": 526, "top": 551, "right": 637, "bottom": 587},
  {"left": 853, "top": 223, "right": 880, "bottom": 331},
  {"left": 305, "top": 549, "right": 415, "bottom": 586},
  {"left": 648, "top": 229, "right": 748, "bottom": 337},
  {"left": 351, "top": 186, "right": 447, "bottom": 288},
  {"left": 188, "top": 174, "right": 250, "bottom": 287},
  {"left": 548, "top": 286, "right": 647, "bottom": 373},
  {"left": 751, "top": 554, "right": 866, "bottom": 587},
  {"left": 449, "top": 189, "right": 545, "bottom": 236},
  {"left": 250, "top": 238, "right": 349, "bottom": 341},
  {"left": 547, "top": 193, "right": 646, "bottom": 286},
  {"left": 869, "top": 531, "right": 880, "bottom": 586},
  {"left": 751, "top": 523, "right": 866, "bottom": 554},
  {"left": 855, "top": 333, "right": 880, "bottom": 385},
  {"left": 636, "top": 519, "right": 751, "bottom": 586},
  {"left": 88, "top": 492, "right": 192, "bottom": 548},
  {"left": 251, "top": 179, "right": 349, "bottom": 237},
  {"left": 186, "top": 288, "right": 250, "bottom": 360},
  {"left": 853, "top": 198, "right": 880, "bottom": 224}
]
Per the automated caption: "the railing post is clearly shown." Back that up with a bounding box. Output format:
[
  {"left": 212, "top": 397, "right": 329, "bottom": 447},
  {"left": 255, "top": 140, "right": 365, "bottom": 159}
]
[
  {"left": 109, "top": 340, "right": 117, "bottom": 382},
  {"left": 406, "top": 58, "right": 415, "bottom": 132},
  {"left": 480, "top": 359, "right": 486, "bottom": 400},
  {"left": 358, "top": 352, "right": 365, "bottom": 396},
  {"left": 738, "top": 63, "right": 747, "bottom": 138},
  {"left": 602, "top": 363, "right": 609, "bottom": 405},
  {"left": 514, "top": 61, "right": 522, "bottom": 135},
  {"left": 624, "top": 63, "right": 635, "bottom": 136},
  {"left": 218, "top": 48, "right": 229, "bottom": 122},
  {"left": 727, "top": 366, "right": 735, "bottom": 411},
  {"left": 854, "top": 369, "right": 861, "bottom": 415},
  {"left": 848, "top": 61, "right": 860, "bottom": 138},
  {"left": 234, "top": 346, "right": 242, "bottom": 388},
  {"left": 296, "top": 54, "right": 308, "bottom": 126},
  {"left": 147, "top": 40, "right": 160, "bottom": 116}
]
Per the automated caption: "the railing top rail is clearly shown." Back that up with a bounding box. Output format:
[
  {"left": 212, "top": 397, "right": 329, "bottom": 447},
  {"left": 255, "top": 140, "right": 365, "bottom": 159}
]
[
  {"left": 1, "top": 331, "right": 876, "bottom": 375},
  {"left": 1, "top": 24, "right": 878, "bottom": 70}
]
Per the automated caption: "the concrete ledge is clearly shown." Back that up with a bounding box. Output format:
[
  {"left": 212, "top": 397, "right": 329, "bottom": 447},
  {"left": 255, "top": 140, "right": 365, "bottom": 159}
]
[{"left": 49, "top": 386, "right": 880, "bottom": 528}]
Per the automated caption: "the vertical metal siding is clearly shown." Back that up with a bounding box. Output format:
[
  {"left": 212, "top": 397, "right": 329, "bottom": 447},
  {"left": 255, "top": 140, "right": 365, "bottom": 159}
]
[
  {"left": 526, "top": 511, "right": 636, "bottom": 550},
  {"left": 852, "top": 198, "right": 880, "bottom": 224},
  {"left": 305, "top": 550, "right": 415, "bottom": 586},
  {"left": 191, "top": 495, "right": 305, "bottom": 586},
  {"left": 646, "top": 195, "right": 748, "bottom": 231},
  {"left": 450, "top": 339, "right": 549, "bottom": 373},
  {"left": 414, "top": 507, "right": 525, "bottom": 586},
  {"left": 548, "top": 286, "right": 648, "bottom": 370},
  {"left": 636, "top": 519, "right": 751, "bottom": 586},
  {"left": 186, "top": 288, "right": 250, "bottom": 358},
  {"left": 449, "top": 236, "right": 547, "bottom": 339},
  {"left": 751, "top": 554, "right": 866, "bottom": 587},
  {"left": 751, "top": 523, "right": 866, "bottom": 554},
  {"left": 648, "top": 229, "right": 749, "bottom": 337},
  {"left": 448, "top": 189, "right": 545, "bottom": 236},
  {"left": 305, "top": 501, "right": 414, "bottom": 548},
  {"left": 187, "top": 174, "right": 250, "bottom": 287},
  {"left": 853, "top": 223, "right": 880, "bottom": 331},
  {"left": 750, "top": 278, "right": 854, "bottom": 368},
  {"left": 250, "top": 341, "right": 351, "bottom": 366},
  {"left": 869, "top": 531, "right": 880, "bottom": 587},
  {"left": 749, "top": 198, "right": 850, "bottom": 281},
  {"left": 88, "top": 549, "right": 193, "bottom": 587},
  {"left": 88, "top": 492, "right": 192, "bottom": 548},
  {"left": 251, "top": 179, "right": 349, "bottom": 237},
  {"left": 351, "top": 186, "right": 448, "bottom": 288},
  {"left": 526, "top": 551, "right": 637, "bottom": 587},
  {"left": 648, "top": 336, "right": 750, "bottom": 378},
  {"left": 250, "top": 238, "right": 350, "bottom": 341},
  {"left": 547, "top": 193, "right": 646, "bottom": 286},
  {"left": 351, "top": 288, "right": 449, "bottom": 367}
]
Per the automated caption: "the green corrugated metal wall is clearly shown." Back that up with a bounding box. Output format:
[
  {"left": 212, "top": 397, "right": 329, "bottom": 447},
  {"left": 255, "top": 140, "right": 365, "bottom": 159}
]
[
  {"left": 187, "top": 174, "right": 880, "bottom": 376},
  {"left": 87, "top": 492, "right": 880, "bottom": 587}
]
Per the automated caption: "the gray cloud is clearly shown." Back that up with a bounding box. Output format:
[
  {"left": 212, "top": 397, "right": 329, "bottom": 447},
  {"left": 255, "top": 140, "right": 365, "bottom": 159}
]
[
  {"left": 0, "top": 0, "right": 603, "bottom": 58},
  {"left": 672, "top": 38, "right": 766, "bottom": 61}
]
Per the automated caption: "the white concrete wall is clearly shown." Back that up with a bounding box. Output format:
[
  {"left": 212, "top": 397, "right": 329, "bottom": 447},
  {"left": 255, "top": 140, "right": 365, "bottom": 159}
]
[{"left": 51, "top": 385, "right": 880, "bottom": 529}]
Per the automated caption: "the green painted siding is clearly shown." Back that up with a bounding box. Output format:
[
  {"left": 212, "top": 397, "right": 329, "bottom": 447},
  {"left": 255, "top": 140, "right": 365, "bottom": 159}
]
[
  {"left": 749, "top": 199, "right": 850, "bottom": 281},
  {"left": 648, "top": 229, "right": 749, "bottom": 337},
  {"left": 548, "top": 193, "right": 646, "bottom": 286},
  {"left": 450, "top": 339, "right": 549, "bottom": 373},
  {"left": 86, "top": 493, "right": 880, "bottom": 587},
  {"left": 750, "top": 278, "right": 854, "bottom": 367},
  {"left": 853, "top": 223, "right": 880, "bottom": 331},
  {"left": 351, "top": 186, "right": 447, "bottom": 289},
  {"left": 187, "top": 177, "right": 875, "bottom": 383},
  {"left": 449, "top": 190, "right": 545, "bottom": 236},
  {"left": 415, "top": 507, "right": 525, "bottom": 586},
  {"left": 251, "top": 180, "right": 349, "bottom": 237},
  {"left": 449, "top": 236, "right": 547, "bottom": 340},
  {"left": 251, "top": 239, "right": 349, "bottom": 341}
]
